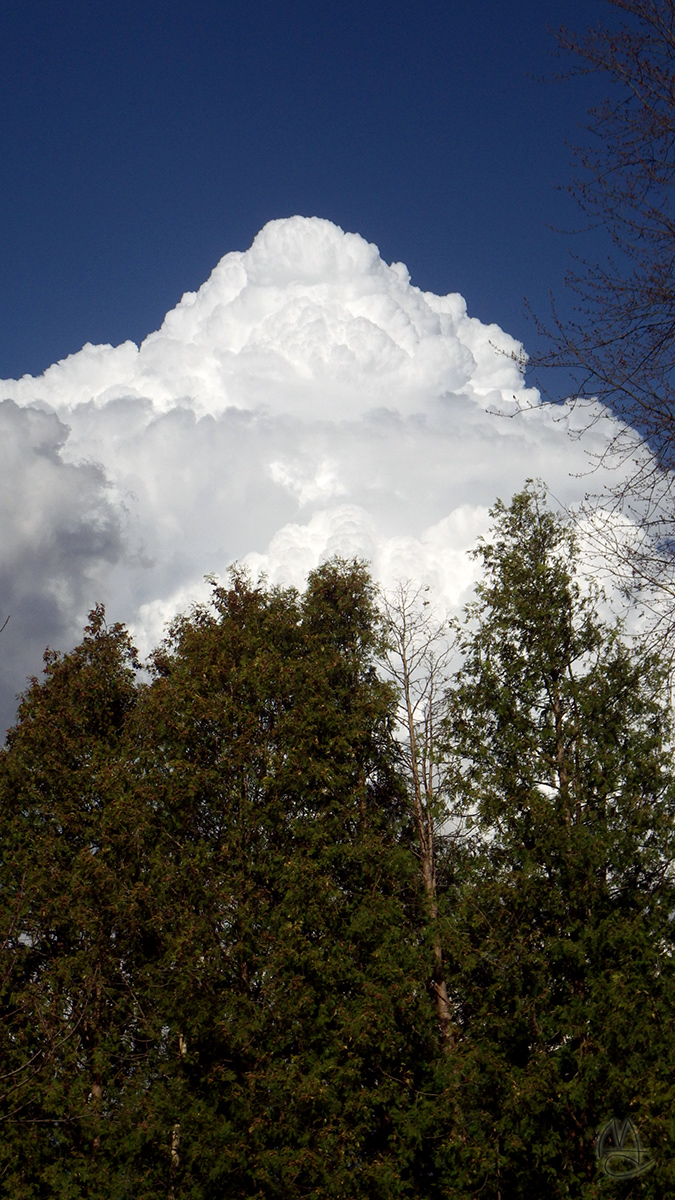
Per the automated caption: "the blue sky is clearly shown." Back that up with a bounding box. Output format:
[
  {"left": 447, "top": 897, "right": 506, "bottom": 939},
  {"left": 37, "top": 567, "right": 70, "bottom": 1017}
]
[{"left": 1, "top": 0, "right": 607, "bottom": 382}]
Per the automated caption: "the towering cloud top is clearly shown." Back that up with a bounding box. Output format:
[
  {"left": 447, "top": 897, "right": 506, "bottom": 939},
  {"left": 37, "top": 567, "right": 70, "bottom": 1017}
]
[
  {"left": 5, "top": 216, "right": 525, "bottom": 421},
  {"left": 0, "top": 217, "right": 627, "bottom": 735}
]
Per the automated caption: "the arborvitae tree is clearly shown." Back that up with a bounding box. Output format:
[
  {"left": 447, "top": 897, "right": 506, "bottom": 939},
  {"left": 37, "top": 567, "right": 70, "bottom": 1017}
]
[
  {"left": 114, "top": 561, "right": 441, "bottom": 1198},
  {"left": 0, "top": 607, "right": 158, "bottom": 1197},
  {"left": 1, "top": 566, "right": 445, "bottom": 1199},
  {"left": 440, "top": 488, "right": 675, "bottom": 1198}
]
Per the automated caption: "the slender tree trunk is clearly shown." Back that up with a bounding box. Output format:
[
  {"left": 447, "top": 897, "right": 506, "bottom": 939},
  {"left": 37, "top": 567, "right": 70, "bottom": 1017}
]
[
  {"left": 169, "top": 1032, "right": 186, "bottom": 1196},
  {"left": 91, "top": 1077, "right": 103, "bottom": 1155},
  {"left": 87, "top": 973, "right": 104, "bottom": 1156},
  {"left": 401, "top": 644, "right": 454, "bottom": 1051},
  {"left": 552, "top": 691, "right": 571, "bottom": 834}
]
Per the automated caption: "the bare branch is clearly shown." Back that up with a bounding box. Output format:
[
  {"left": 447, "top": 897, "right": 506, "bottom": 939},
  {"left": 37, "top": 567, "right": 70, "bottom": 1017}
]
[
  {"left": 379, "top": 581, "right": 458, "bottom": 1050},
  {"left": 529, "top": 1, "right": 675, "bottom": 640}
]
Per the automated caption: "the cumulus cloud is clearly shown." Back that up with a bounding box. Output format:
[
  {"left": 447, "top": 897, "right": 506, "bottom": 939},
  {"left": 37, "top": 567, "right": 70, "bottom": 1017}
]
[
  {"left": 0, "top": 216, "right": 640, "bottom": 733},
  {"left": 0, "top": 400, "right": 122, "bottom": 730}
]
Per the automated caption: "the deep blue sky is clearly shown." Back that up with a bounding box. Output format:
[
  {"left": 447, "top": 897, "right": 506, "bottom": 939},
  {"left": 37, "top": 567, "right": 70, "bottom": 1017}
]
[{"left": 0, "top": 0, "right": 609, "bottom": 385}]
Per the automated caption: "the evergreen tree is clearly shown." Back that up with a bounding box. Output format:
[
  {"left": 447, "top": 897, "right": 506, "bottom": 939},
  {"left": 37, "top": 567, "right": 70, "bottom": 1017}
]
[
  {"left": 1, "top": 567, "right": 445, "bottom": 1198},
  {"left": 100, "top": 562, "right": 439, "bottom": 1198},
  {"left": 440, "top": 487, "right": 675, "bottom": 1197},
  {"left": 0, "top": 607, "right": 159, "bottom": 1197}
]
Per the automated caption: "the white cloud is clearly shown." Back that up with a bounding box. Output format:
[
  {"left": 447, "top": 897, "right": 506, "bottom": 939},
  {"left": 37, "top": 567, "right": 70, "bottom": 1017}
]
[{"left": 0, "top": 215, "right": 643, "bottom": 731}]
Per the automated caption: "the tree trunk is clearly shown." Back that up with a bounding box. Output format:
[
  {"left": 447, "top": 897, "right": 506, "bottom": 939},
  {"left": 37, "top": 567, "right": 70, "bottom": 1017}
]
[{"left": 384, "top": 595, "right": 451, "bottom": 1056}]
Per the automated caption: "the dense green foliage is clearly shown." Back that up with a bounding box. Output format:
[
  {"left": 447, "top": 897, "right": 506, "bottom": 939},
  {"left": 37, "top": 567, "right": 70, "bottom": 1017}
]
[
  {"left": 2, "top": 496, "right": 675, "bottom": 1197},
  {"left": 0, "top": 564, "right": 439, "bottom": 1198},
  {"left": 440, "top": 490, "right": 675, "bottom": 1196}
]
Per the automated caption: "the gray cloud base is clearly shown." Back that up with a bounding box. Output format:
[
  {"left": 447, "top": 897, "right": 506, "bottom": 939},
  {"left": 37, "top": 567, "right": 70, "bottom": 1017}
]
[{"left": 0, "top": 400, "right": 122, "bottom": 731}]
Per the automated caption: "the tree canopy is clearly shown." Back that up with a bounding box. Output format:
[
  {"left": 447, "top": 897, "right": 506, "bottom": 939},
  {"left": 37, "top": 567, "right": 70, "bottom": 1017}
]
[
  {"left": 2, "top": 503, "right": 674, "bottom": 1196},
  {"left": 440, "top": 488, "right": 675, "bottom": 1196},
  {"left": 0, "top": 563, "right": 440, "bottom": 1199}
]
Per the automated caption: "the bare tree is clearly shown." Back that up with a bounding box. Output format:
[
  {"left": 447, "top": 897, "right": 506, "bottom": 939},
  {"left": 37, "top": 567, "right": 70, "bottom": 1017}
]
[
  {"left": 380, "top": 582, "right": 458, "bottom": 1051},
  {"left": 533, "top": 0, "right": 675, "bottom": 636}
]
